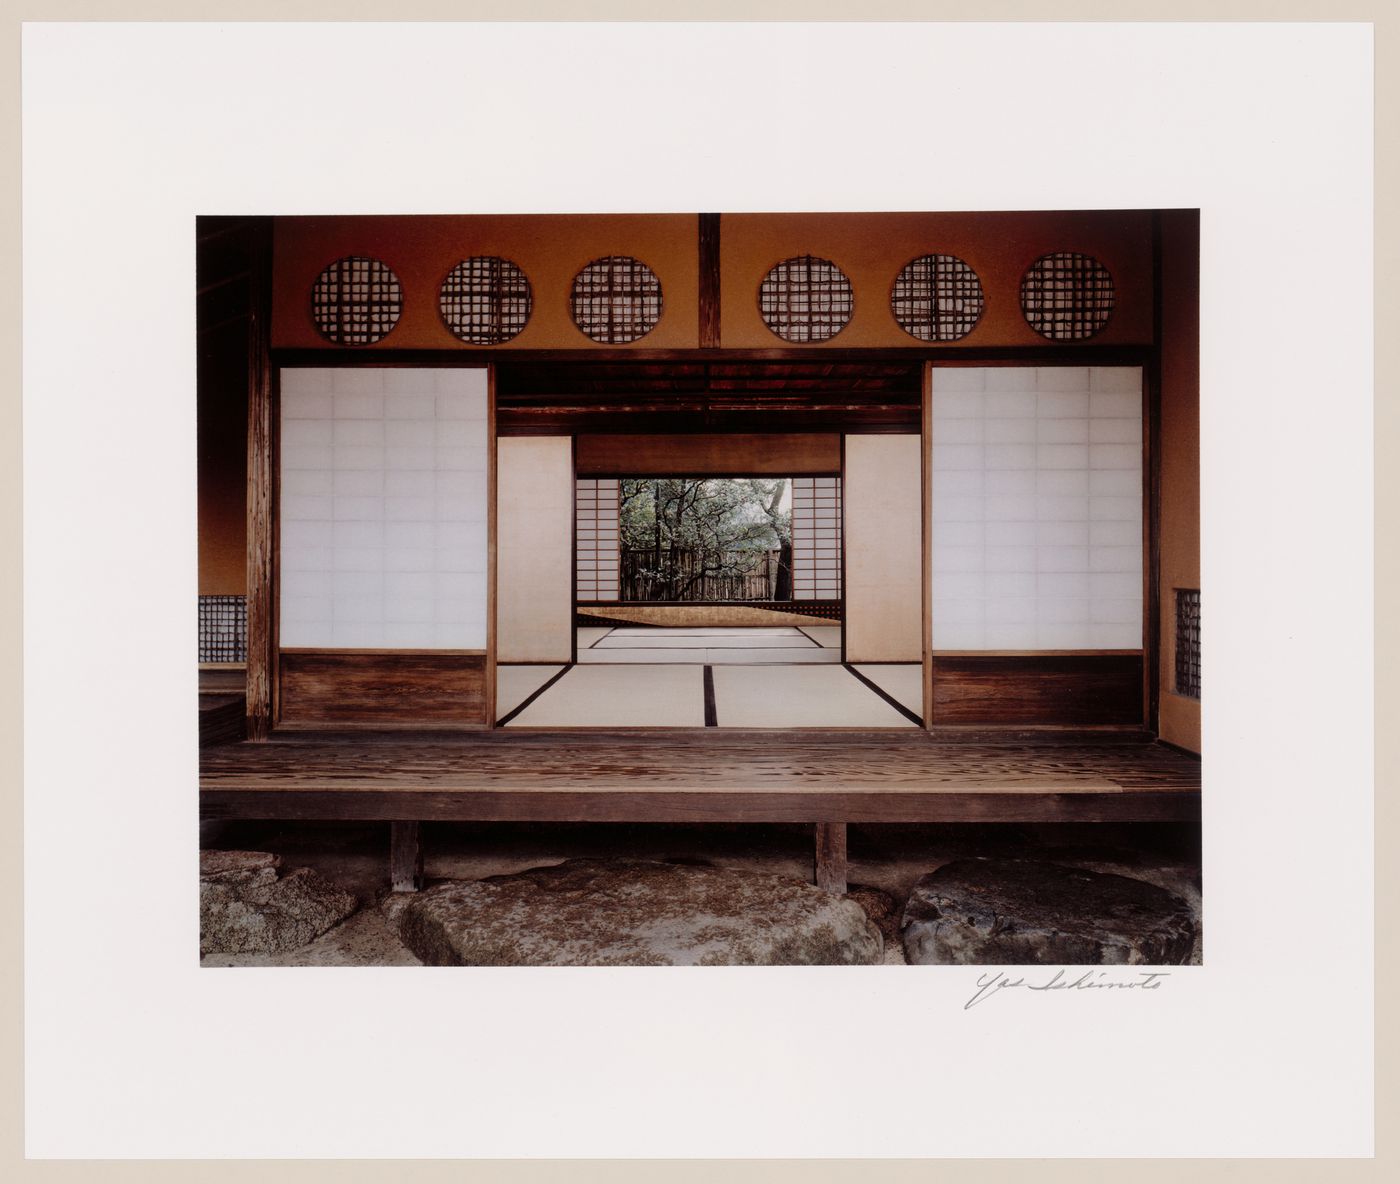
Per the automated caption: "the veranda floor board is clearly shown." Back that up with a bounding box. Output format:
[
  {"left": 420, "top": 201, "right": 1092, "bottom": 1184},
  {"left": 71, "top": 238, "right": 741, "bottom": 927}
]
[{"left": 202, "top": 731, "right": 1199, "bottom": 823}]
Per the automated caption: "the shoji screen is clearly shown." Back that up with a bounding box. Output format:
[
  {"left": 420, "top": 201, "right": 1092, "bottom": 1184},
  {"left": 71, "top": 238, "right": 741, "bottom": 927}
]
[
  {"left": 929, "top": 366, "right": 1142, "bottom": 650},
  {"left": 790, "top": 477, "right": 842, "bottom": 599},
  {"left": 278, "top": 367, "right": 489, "bottom": 649},
  {"left": 575, "top": 479, "right": 620, "bottom": 602}
]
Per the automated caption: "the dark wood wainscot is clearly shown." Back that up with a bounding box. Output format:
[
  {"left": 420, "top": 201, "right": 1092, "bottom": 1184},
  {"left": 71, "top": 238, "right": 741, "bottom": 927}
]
[
  {"left": 931, "top": 653, "right": 1145, "bottom": 727},
  {"left": 278, "top": 651, "right": 488, "bottom": 728}
]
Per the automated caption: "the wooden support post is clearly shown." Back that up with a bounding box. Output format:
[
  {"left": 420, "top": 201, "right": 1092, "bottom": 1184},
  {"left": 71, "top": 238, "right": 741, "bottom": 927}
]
[
  {"left": 244, "top": 219, "right": 274, "bottom": 741},
  {"left": 813, "top": 822, "right": 847, "bottom": 895},
  {"left": 390, "top": 821, "right": 424, "bottom": 893},
  {"left": 698, "top": 212, "right": 721, "bottom": 348}
]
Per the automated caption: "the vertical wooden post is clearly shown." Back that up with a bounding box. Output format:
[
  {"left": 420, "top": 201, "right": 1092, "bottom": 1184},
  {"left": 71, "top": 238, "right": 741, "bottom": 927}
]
[
  {"left": 390, "top": 821, "right": 424, "bottom": 893},
  {"left": 814, "top": 822, "right": 847, "bottom": 895},
  {"left": 1145, "top": 211, "right": 1165, "bottom": 736},
  {"left": 921, "top": 360, "right": 934, "bottom": 729},
  {"left": 698, "top": 213, "right": 721, "bottom": 348},
  {"left": 244, "top": 220, "right": 274, "bottom": 741},
  {"left": 484, "top": 365, "right": 498, "bottom": 727}
]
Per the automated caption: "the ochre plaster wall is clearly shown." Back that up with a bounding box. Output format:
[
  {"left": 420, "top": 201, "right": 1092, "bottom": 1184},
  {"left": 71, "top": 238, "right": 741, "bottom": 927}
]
[
  {"left": 720, "top": 211, "right": 1153, "bottom": 350},
  {"left": 844, "top": 434, "right": 924, "bottom": 663},
  {"left": 1157, "top": 210, "right": 1201, "bottom": 753},
  {"left": 273, "top": 215, "right": 700, "bottom": 351},
  {"left": 496, "top": 437, "right": 574, "bottom": 662},
  {"left": 271, "top": 211, "right": 1152, "bottom": 353}
]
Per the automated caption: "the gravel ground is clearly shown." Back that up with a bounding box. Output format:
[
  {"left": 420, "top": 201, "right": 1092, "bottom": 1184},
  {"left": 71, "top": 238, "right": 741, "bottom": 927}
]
[{"left": 198, "top": 819, "right": 1202, "bottom": 968}]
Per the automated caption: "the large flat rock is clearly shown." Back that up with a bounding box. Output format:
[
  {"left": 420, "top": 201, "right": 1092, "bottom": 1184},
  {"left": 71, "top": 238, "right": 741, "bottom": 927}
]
[
  {"left": 383, "top": 858, "right": 883, "bottom": 966},
  {"left": 902, "top": 859, "right": 1197, "bottom": 966},
  {"left": 200, "top": 849, "right": 359, "bottom": 956}
]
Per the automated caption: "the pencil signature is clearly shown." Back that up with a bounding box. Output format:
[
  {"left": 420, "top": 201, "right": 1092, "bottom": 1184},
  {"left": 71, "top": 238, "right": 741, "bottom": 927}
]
[{"left": 964, "top": 969, "right": 1171, "bottom": 1010}]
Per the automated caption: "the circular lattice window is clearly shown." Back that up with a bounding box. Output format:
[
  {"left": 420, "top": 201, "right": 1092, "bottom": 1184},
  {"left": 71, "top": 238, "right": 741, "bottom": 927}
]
[
  {"left": 310, "top": 256, "right": 403, "bottom": 346},
  {"left": 891, "top": 254, "right": 985, "bottom": 342},
  {"left": 758, "top": 255, "right": 854, "bottom": 343},
  {"left": 438, "top": 257, "right": 533, "bottom": 345},
  {"left": 569, "top": 256, "right": 663, "bottom": 344},
  {"left": 1019, "top": 252, "right": 1115, "bottom": 340}
]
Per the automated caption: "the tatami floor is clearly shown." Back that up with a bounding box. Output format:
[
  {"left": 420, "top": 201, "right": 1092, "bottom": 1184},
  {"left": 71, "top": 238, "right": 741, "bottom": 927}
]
[
  {"left": 577, "top": 624, "right": 841, "bottom": 664},
  {"left": 498, "top": 626, "right": 921, "bottom": 728}
]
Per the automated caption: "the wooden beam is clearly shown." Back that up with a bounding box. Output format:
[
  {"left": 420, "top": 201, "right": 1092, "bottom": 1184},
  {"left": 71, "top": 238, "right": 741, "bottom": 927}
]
[
  {"left": 244, "top": 221, "right": 274, "bottom": 741},
  {"left": 575, "top": 432, "right": 840, "bottom": 476},
  {"left": 273, "top": 344, "right": 1157, "bottom": 368},
  {"left": 698, "top": 213, "right": 721, "bottom": 348},
  {"left": 202, "top": 788, "right": 1201, "bottom": 826},
  {"left": 814, "top": 822, "right": 847, "bottom": 894},
  {"left": 390, "top": 821, "right": 424, "bottom": 893}
]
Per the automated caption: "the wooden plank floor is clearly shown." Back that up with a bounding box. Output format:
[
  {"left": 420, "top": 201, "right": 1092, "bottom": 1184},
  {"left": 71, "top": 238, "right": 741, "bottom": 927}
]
[{"left": 200, "top": 730, "right": 1200, "bottom": 825}]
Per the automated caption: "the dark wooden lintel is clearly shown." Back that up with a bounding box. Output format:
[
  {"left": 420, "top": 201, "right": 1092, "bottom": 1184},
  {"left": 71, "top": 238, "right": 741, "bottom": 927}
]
[{"left": 271, "top": 344, "right": 1154, "bottom": 369}]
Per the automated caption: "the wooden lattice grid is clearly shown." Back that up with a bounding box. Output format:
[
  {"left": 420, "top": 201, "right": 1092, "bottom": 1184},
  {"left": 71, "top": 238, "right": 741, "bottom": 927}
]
[
  {"left": 758, "top": 255, "right": 854, "bottom": 343},
  {"left": 1175, "top": 589, "right": 1201, "bottom": 700},
  {"left": 199, "top": 595, "right": 247, "bottom": 663},
  {"left": 439, "top": 256, "right": 533, "bottom": 345},
  {"left": 570, "top": 256, "right": 663, "bottom": 344},
  {"left": 891, "top": 254, "right": 985, "bottom": 342},
  {"left": 1019, "top": 251, "right": 1115, "bottom": 341},
  {"left": 310, "top": 256, "right": 403, "bottom": 345}
]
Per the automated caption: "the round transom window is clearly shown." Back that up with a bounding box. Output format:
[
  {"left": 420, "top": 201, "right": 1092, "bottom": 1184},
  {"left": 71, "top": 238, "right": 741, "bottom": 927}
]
[
  {"left": 1020, "top": 252, "right": 1115, "bottom": 341},
  {"left": 439, "top": 256, "right": 533, "bottom": 345},
  {"left": 891, "top": 254, "right": 985, "bottom": 342},
  {"left": 310, "top": 256, "right": 403, "bottom": 346},
  {"left": 569, "top": 256, "right": 663, "bottom": 344},
  {"left": 758, "top": 255, "right": 854, "bottom": 343}
]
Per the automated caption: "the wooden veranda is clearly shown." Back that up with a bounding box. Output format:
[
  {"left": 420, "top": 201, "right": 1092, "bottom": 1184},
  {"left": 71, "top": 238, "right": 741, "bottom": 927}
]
[{"left": 199, "top": 730, "right": 1202, "bottom": 893}]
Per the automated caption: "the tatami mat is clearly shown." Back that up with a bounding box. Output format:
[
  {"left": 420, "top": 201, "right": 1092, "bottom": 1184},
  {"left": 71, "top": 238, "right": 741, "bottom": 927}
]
[
  {"left": 580, "top": 647, "right": 837, "bottom": 665},
  {"left": 795, "top": 625, "right": 842, "bottom": 649},
  {"left": 851, "top": 663, "right": 924, "bottom": 717},
  {"left": 575, "top": 627, "right": 614, "bottom": 649},
  {"left": 709, "top": 665, "right": 918, "bottom": 729},
  {"left": 576, "top": 625, "right": 837, "bottom": 665},
  {"left": 495, "top": 665, "right": 565, "bottom": 719},
  {"left": 596, "top": 633, "right": 815, "bottom": 649},
  {"left": 503, "top": 663, "right": 706, "bottom": 728}
]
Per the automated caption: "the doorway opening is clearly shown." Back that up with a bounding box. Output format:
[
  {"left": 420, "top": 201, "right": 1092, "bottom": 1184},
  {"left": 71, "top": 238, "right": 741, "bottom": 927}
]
[{"left": 497, "top": 471, "right": 917, "bottom": 728}]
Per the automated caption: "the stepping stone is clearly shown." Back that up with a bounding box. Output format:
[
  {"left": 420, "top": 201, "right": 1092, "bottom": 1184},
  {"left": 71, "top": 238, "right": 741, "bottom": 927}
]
[
  {"left": 383, "top": 858, "right": 883, "bottom": 966},
  {"left": 902, "top": 859, "right": 1197, "bottom": 966},
  {"left": 200, "top": 849, "right": 359, "bottom": 956}
]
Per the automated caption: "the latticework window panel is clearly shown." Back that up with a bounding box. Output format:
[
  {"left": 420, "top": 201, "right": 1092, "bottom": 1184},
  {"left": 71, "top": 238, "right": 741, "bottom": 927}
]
[
  {"left": 1020, "top": 251, "right": 1115, "bottom": 341},
  {"left": 199, "top": 595, "right": 247, "bottom": 663},
  {"left": 310, "top": 256, "right": 403, "bottom": 345},
  {"left": 790, "top": 477, "right": 843, "bottom": 600},
  {"left": 758, "top": 255, "right": 854, "bottom": 343},
  {"left": 439, "top": 256, "right": 533, "bottom": 345},
  {"left": 891, "top": 254, "right": 985, "bottom": 342},
  {"left": 1175, "top": 589, "right": 1201, "bottom": 700},
  {"left": 569, "top": 256, "right": 663, "bottom": 344},
  {"left": 575, "top": 479, "right": 620, "bottom": 602}
]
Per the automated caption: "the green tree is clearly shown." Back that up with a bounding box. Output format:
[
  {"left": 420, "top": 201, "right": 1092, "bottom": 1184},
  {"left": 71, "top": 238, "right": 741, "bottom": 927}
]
[{"left": 618, "top": 478, "right": 791, "bottom": 601}]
